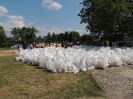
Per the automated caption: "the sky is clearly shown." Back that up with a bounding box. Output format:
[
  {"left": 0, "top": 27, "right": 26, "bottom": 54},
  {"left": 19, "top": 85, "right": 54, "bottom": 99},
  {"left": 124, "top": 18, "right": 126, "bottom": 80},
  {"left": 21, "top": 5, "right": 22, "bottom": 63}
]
[{"left": 0, "top": 0, "right": 88, "bottom": 37}]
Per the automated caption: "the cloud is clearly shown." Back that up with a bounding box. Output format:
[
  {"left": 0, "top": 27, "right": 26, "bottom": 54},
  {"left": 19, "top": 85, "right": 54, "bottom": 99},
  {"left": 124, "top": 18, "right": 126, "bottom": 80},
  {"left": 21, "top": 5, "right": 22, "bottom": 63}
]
[
  {"left": 0, "top": 15, "right": 25, "bottom": 36},
  {"left": 7, "top": 15, "right": 24, "bottom": 20},
  {"left": 75, "top": 29, "right": 90, "bottom": 36},
  {"left": 50, "top": 28, "right": 62, "bottom": 33},
  {"left": 26, "top": 22, "right": 34, "bottom": 26},
  {"left": 67, "top": 27, "right": 88, "bottom": 36},
  {"left": 0, "top": 5, "right": 63, "bottom": 37},
  {"left": 41, "top": 0, "right": 62, "bottom": 10},
  {"left": 0, "top": 5, "right": 8, "bottom": 16},
  {"left": 0, "top": 5, "right": 25, "bottom": 36},
  {"left": 36, "top": 26, "right": 62, "bottom": 37},
  {"left": 6, "top": 15, "right": 25, "bottom": 28},
  {"left": 68, "top": 28, "right": 72, "bottom": 31},
  {"left": 36, "top": 26, "right": 87, "bottom": 37}
]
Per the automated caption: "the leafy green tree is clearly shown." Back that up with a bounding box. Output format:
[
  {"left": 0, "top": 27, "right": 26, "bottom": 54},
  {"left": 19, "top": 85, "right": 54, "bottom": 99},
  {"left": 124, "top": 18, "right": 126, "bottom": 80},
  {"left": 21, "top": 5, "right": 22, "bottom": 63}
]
[
  {"left": 64, "top": 31, "right": 69, "bottom": 42},
  {"left": 78, "top": 0, "right": 133, "bottom": 41},
  {"left": 11, "top": 26, "right": 38, "bottom": 43},
  {"left": 80, "top": 34, "right": 94, "bottom": 42},
  {"left": 51, "top": 32, "right": 57, "bottom": 42},
  {"left": 45, "top": 32, "right": 52, "bottom": 43},
  {"left": 0, "top": 26, "right": 7, "bottom": 46},
  {"left": 24, "top": 27, "right": 38, "bottom": 42},
  {"left": 57, "top": 33, "right": 64, "bottom": 42},
  {"left": 11, "top": 27, "right": 22, "bottom": 42},
  {"left": 68, "top": 31, "right": 80, "bottom": 42}
]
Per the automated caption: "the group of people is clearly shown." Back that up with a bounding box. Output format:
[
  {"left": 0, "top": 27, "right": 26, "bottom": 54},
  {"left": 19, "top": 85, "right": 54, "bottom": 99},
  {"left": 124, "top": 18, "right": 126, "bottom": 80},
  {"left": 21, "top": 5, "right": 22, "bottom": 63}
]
[
  {"left": 21, "top": 41, "right": 81, "bottom": 50},
  {"left": 11, "top": 40, "right": 120, "bottom": 50},
  {"left": 21, "top": 42, "right": 71, "bottom": 50}
]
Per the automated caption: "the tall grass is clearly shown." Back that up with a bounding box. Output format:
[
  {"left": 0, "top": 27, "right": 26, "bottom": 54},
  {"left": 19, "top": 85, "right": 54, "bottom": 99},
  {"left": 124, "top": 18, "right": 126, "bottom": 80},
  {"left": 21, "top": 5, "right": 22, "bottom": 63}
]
[{"left": 0, "top": 50, "right": 108, "bottom": 99}]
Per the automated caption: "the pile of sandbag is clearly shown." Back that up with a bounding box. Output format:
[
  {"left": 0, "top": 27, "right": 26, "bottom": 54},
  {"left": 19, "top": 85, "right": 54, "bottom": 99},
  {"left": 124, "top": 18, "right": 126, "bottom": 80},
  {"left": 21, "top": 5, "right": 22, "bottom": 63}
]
[{"left": 16, "top": 45, "right": 133, "bottom": 73}]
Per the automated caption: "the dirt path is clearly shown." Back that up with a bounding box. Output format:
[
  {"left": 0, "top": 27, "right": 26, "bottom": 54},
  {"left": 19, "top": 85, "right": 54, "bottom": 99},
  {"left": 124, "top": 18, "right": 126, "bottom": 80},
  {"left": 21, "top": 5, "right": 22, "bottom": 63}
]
[{"left": 90, "top": 66, "right": 133, "bottom": 99}]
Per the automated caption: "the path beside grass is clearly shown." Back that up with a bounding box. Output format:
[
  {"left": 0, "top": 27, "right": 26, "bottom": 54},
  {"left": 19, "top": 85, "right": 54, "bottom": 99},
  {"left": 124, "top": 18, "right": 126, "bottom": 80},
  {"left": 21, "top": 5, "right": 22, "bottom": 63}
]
[
  {"left": 0, "top": 50, "right": 108, "bottom": 99},
  {"left": 90, "top": 66, "right": 133, "bottom": 99}
]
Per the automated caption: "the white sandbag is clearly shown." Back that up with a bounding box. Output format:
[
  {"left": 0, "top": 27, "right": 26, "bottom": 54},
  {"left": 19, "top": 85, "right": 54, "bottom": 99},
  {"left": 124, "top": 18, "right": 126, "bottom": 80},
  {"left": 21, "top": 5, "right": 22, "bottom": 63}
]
[
  {"left": 85, "top": 58, "right": 93, "bottom": 69},
  {"left": 65, "top": 61, "right": 73, "bottom": 72},
  {"left": 31, "top": 56, "right": 40, "bottom": 65},
  {"left": 73, "top": 60, "right": 80, "bottom": 70},
  {"left": 61, "top": 62, "right": 68, "bottom": 72},
  {"left": 91, "top": 57, "right": 98, "bottom": 67},
  {"left": 16, "top": 57, "right": 21, "bottom": 61},
  {"left": 80, "top": 58, "right": 86, "bottom": 71},
  {"left": 109, "top": 55, "right": 123, "bottom": 66},
  {"left": 98, "top": 53, "right": 110, "bottom": 68},
  {"left": 16, "top": 45, "right": 133, "bottom": 73},
  {"left": 71, "top": 64, "right": 79, "bottom": 73},
  {"left": 46, "top": 60, "right": 57, "bottom": 72},
  {"left": 39, "top": 56, "right": 47, "bottom": 68},
  {"left": 53, "top": 60, "right": 63, "bottom": 72}
]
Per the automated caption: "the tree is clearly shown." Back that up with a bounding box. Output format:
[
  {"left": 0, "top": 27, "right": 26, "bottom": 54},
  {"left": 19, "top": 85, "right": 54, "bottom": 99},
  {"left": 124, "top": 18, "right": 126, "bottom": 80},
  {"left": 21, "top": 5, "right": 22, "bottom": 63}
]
[
  {"left": 11, "top": 26, "right": 38, "bottom": 43},
  {"left": 78, "top": 0, "right": 133, "bottom": 41},
  {"left": 0, "top": 26, "right": 7, "bottom": 46},
  {"left": 11, "top": 27, "right": 22, "bottom": 42},
  {"left": 45, "top": 32, "right": 52, "bottom": 43},
  {"left": 80, "top": 34, "right": 94, "bottom": 42},
  {"left": 51, "top": 32, "right": 57, "bottom": 42},
  {"left": 57, "top": 33, "right": 64, "bottom": 42},
  {"left": 24, "top": 27, "right": 38, "bottom": 42},
  {"left": 68, "top": 31, "right": 80, "bottom": 42},
  {"left": 64, "top": 31, "right": 69, "bottom": 42}
]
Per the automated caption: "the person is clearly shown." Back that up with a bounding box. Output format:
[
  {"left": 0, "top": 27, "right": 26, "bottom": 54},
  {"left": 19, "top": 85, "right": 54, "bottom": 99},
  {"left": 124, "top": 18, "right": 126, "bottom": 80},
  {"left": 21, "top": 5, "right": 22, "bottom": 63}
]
[
  {"left": 17, "top": 44, "right": 19, "bottom": 49},
  {"left": 70, "top": 42, "right": 73, "bottom": 47},
  {"left": 30, "top": 43, "right": 33, "bottom": 49},
  {"left": 61, "top": 42, "right": 64, "bottom": 47},
  {"left": 112, "top": 42, "right": 117, "bottom": 47},
  {"left": 65, "top": 43, "right": 68, "bottom": 48},
  {"left": 106, "top": 40, "right": 109, "bottom": 46},
  {"left": 33, "top": 42, "right": 35, "bottom": 48},
  {"left": 23, "top": 41, "right": 27, "bottom": 50}
]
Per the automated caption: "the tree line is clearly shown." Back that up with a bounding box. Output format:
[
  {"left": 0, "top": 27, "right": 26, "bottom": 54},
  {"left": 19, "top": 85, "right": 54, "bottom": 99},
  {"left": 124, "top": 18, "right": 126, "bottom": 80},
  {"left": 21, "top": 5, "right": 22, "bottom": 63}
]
[
  {"left": 0, "top": 26, "right": 38, "bottom": 47},
  {"left": 45, "top": 31, "right": 94, "bottom": 43},
  {"left": 1, "top": 0, "right": 133, "bottom": 47},
  {"left": 0, "top": 26, "right": 94, "bottom": 47}
]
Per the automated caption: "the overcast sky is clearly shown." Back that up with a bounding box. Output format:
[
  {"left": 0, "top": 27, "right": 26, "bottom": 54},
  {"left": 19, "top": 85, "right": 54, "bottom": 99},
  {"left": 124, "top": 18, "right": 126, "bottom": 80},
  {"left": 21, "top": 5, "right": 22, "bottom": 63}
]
[{"left": 0, "top": 0, "right": 88, "bottom": 37}]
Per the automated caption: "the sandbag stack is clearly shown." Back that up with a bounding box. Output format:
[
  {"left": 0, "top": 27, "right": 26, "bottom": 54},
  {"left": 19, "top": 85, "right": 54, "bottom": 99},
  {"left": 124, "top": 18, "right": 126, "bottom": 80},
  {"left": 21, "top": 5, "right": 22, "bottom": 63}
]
[{"left": 16, "top": 46, "right": 133, "bottom": 73}]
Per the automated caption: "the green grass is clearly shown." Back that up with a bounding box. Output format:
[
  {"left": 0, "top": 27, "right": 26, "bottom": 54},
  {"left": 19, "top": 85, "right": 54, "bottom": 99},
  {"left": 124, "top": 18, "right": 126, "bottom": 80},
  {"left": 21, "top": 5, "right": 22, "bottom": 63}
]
[
  {"left": 0, "top": 47, "right": 10, "bottom": 50},
  {"left": 54, "top": 72, "right": 106, "bottom": 99},
  {"left": 0, "top": 50, "right": 108, "bottom": 99}
]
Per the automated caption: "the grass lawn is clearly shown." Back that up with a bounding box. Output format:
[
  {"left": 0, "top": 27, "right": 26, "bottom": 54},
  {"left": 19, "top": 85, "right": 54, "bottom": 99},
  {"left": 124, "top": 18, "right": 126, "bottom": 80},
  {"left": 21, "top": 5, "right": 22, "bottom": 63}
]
[{"left": 0, "top": 49, "right": 108, "bottom": 99}]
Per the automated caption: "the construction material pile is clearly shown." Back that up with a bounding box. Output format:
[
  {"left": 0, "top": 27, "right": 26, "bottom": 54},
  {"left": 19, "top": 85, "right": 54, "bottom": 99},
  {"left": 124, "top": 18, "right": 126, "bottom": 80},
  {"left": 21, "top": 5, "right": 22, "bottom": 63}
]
[{"left": 16, "top": 45, "right": 133, "bottom": 73}]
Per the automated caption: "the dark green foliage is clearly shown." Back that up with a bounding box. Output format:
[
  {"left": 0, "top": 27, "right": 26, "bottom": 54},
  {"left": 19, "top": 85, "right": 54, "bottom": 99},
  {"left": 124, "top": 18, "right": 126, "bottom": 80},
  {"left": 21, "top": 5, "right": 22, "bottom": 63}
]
[
  {"left": 51, "top": 32, "right": 57, "bottom": 42},
  {"left": 78, "top": 0, "right": 133, "bottom": 41},
  {"left": 45, "top": 31, "right": 81, "bottom": 43},
  {"left": 80, "top": 33, "right": 94, "bottom": 42},
  {"left": 11, "top": 26, "right": 38, "bottom": 43},
  {"left": 0, "top": 26, "right": 7, "bottom": 47},
  {"left": 45, "top": 32, "right": 52, "bottom": 43},
  {"left": 69, "top": 31, "right": 80, "bottom": 42}
]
